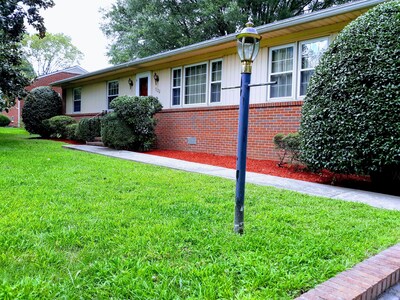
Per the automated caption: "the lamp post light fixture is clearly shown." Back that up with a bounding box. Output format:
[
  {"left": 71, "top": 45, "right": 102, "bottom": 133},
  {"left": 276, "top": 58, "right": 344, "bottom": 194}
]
[{"left": 234, "top": 20, "right": 261, "bottom": 234}]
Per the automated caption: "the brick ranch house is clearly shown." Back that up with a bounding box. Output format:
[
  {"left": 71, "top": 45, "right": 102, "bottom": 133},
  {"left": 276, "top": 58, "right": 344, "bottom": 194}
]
[
  {"left": 2, "top": 66, "right": 87, "bottom": 127},
  {"left": 52, "top": 0, "right": 385, "bottom": 161}
]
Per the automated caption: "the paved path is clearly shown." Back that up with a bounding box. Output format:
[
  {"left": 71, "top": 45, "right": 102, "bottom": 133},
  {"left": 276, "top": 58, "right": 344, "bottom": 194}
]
[
  {"left": 378, "top": 283, "right": 400, "bottom": 300},
  {"left": 63, "top": 145, "right": 400, "bottom": 211}
]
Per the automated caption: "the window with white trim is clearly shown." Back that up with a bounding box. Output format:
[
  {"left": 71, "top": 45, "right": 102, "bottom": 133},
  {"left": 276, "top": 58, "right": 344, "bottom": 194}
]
[
  {"left": 171, "top": 60, "right": 223, "bottom": 106},
  {"left": 269, "top": 45, "right": 294, "bottom": 99},
  {"left": 73, "top": 88, "right": 81, "bottom": 112},
  {"left": 172, "top": 68, "right": 182, "bottom": 106},
  {"left": 210, "top": 60, "right": 222, "bottom": 103},
  {"left": 299, "top": 38, "right": 329, "bottom": 96},
  {"left": 268, "top": 37, "right": 329, "bottom": 101},
  {"left": 107, "top": 80, "right": 119, "bottom": 109},
  {"left": 184, "top": 63, "right": 207, "bottom": 105}
]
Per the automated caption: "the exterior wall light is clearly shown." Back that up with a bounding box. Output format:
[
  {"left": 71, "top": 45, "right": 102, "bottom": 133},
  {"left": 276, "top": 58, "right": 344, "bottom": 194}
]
[
  {"left": 128, "top": 78, "right": 134, "bottom": 88},
  {"left": 236, "top": 20, "right": 261, "bottom": 73}
]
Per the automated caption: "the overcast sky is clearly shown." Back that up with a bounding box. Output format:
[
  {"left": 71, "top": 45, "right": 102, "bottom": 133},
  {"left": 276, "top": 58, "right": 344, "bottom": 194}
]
[{"left": 33, "top": 0, "right": 116, "bottom": 72}]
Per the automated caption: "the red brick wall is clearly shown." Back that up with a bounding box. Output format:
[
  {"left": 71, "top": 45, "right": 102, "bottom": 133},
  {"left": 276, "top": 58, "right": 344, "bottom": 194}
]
[
  {"left": 155, "top": 101, "right": 303, "bottom": 160},
  {"left": 1, "top": 100, "right": 22, "bottom": 127},
  {"left": 1, "top": 72, "right": 82, "bottom": 127}
]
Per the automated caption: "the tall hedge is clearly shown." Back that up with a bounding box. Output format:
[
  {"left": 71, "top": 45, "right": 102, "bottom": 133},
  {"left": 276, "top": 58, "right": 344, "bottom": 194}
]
[
  {"left": 300, "top": 1, "right": 400, "bottom": 189},
  {"left": 76, "top": 117, "right": 102, "bottom": 142},
  {"left": 22, "top": 86, "right": 62, "bottom": 137},
  {"left": 102, "top": 96, "right": 162, "bottom": 151},
  {"left": 101, "top": 113, "right": 138, "bottom": 150}
]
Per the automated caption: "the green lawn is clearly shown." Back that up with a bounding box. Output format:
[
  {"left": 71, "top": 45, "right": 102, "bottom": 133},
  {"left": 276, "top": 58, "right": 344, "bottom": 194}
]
[{"left": 0, "top": 127, "right": 399, "bottom": 299}]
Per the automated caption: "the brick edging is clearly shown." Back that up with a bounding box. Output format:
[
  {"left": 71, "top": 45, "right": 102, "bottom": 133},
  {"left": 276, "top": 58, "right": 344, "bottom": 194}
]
[{"left": 296, "top": 243, "right": 400, "bottom": 300}]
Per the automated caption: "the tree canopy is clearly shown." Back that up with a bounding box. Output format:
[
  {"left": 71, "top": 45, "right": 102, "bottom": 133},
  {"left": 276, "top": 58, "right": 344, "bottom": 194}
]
[
  {"left": 22, "top": 32, "right": 84, "bottom": 76},
  {"left": 101, "top": 0, "right": 355, "bottom": 64},
  {"left": 0, "top": 0, "right": 54, "bottom": 111}
]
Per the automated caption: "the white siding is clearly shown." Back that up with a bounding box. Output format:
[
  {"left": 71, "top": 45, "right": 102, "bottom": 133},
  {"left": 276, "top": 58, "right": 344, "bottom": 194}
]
[
  {"left": 66, "top": 82, "right": 105, "bottom": 114},
  {"left": 66, "top": 76, "right": 136, "bottom": 114},
  {"left": 250, "top": 47, "right": 269, "bottom": 104},
  {"left": 151, "top": 69, "right": 171, "bottom": 108},
  {"left": 220, "top": 54, "right": 241, "bottom": 106},
  {"left": 219, "top": 50, "right": 269, "bottom": 105},
  {"left": 120, "top": 75, "right": 136, "bottom": 97}
]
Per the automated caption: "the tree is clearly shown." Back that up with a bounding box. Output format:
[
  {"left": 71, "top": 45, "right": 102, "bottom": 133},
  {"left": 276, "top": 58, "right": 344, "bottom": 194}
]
[
  {"left": 22, "top": 33, "right": 84, "bottom": 76},
  {"left": 300, "top": 1, "right": 400, "bottom": 191},
  {"left": 0, "top": 0, "right": 54, "bottom": 112},
  {"left": 101, "top": 0, "right": 355, "bottom": 64}
]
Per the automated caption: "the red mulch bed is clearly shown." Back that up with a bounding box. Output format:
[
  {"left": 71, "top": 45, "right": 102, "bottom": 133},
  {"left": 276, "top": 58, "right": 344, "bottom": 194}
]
[
  {"left": 48, "top": 138, "right": 84, "bottom": 145},
  {"left": 57, "top": 138, "right": 375, "bottom": 192},
  {"left": 147, "top": 150, "right": 373, "bottom": 191}
]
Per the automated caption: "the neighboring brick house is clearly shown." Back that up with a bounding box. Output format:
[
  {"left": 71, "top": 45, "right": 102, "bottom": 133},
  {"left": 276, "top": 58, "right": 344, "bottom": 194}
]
[
  {"left": 2, "top": 66, "right": 87, "bottom": 127},
  {"left": 52, "top": 0, "right": 385, "bottom": 161}
]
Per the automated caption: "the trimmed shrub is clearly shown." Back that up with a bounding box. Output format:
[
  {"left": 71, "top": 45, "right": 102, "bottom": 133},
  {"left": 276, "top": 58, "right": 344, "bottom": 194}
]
[
  {"left": 300, "top": 1, "right": 400, "bottom": 190},
  {"left": 105, "top": 96, "right": 163, "bottom": 151},
  {"left": 273, "top": 132, "right": 301, "bottom": 167},
  {"left": 101, "top": 113, "right": 138, "bottom": 150},
  {"left": 22, "top": 86, "right": 62, "bottom": 137},
  {"left": 76, "top": 117, "right": 101, "bottom": 142},
  {"left": 65, "top": 123, "right": 78, "bottom": 140},
  {"left": 0, "top": 115, "right": 11, "bottom": 127},
  {"left": 45, "top": 115, "right": 76, "bottom": 138}
]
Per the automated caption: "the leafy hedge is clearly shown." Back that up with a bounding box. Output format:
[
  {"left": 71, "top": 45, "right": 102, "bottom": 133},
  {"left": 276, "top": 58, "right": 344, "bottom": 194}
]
[
  {"left": 101, "top": 113, "right": 138, "bottom": 150},
  {"left": 300, "top": 1, "right": 400, "bottom": 189},
  {"left": 76, "top": 117, "right": 102, "bottom": 142},
  {"left": 22, "top": 86, "right": 62, "bottom": 137},
  {"left": 102, "top": 96, "right": 163, "bottom": 151},
  {"left": 0, "top": 115, "right": 11, "bottom": 127},
  {"left": 43, "top": 115, "right": 76, "bottom": 138},
  {"left": 65, "top": 123, "right": 78, "bottom": 140}
]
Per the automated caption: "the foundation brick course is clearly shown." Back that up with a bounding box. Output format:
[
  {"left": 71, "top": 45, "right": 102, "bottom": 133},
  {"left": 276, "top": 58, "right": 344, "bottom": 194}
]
[{"left": 155, "top": 101, "right": 303, "bottom": 161}]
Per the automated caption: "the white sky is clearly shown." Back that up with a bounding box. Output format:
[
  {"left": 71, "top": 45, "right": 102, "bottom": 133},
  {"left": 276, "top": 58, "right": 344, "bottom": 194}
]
[{"left": 31, "top": 0, "right": 115, "bottom": 72}]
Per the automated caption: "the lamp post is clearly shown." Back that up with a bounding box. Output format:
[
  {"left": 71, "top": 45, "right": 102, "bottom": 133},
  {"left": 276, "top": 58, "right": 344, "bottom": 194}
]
[{"left": 234, "top": 20, "right": 261, "bottom": 234}]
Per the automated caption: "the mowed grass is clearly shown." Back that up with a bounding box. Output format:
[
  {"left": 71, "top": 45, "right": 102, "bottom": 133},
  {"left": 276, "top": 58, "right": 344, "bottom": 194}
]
[{"left": 0, "top": 127, "right": 399, "bottom": 299}]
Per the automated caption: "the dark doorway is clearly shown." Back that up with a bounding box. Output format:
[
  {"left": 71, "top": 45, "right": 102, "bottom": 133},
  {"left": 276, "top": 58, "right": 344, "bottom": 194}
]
[{"left": 139, "top": 77, "right": 148, "bottom": 96}]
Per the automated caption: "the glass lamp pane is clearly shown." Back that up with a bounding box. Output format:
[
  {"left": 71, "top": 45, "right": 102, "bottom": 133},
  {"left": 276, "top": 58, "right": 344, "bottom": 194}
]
[
  {"left": 251, "top": 41, "right": 260, "bottom": 61},
  {"left": 237, "top": 40, "right": 244, "bottom": 61}
]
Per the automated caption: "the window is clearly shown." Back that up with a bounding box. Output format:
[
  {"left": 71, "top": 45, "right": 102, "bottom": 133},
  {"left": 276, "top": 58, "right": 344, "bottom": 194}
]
[
  {"left": 210, "top": 60, "right": 222, "bottom": 103},
  {"left": 269, "top": 45, "right": 294, "bottom": 99},
  {"left": 172, "top": 68, "right": 182, "bottom": 106},
  {"left": 184, "top": 63, "right": 207, "bottom": 105},
  {"left": 73, "top": 88, "right": 81, "bottom": 112},
  {"left": 171, "top": 60, "right": 223, "bottom": 106},
  {"left": 268, "top": 37, "right": 329, "bottom": 101},
  {"left": 107, "top": 81, "right": 119, "bottom": 109},
  {"left": 299, "top": 38, "right": 329, "bottom": 96}
]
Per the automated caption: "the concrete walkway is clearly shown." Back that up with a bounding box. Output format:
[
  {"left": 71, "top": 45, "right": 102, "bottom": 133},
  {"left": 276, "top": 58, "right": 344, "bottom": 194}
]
[{"left": 63, "top": 144, "right": 400, "bottom": 211}]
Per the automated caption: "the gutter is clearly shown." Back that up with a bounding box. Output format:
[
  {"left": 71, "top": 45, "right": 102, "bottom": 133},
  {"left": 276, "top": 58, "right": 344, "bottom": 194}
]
[{"left": 52, "top": 0, "right": 386, "bottom": 86}]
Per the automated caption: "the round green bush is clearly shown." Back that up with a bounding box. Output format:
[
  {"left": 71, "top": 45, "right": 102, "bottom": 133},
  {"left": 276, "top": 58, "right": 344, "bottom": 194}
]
[
  {"left": 65, "top": 123, "right": 78, "bottom": 140},
  {"left": 45, "top": 115, "right": 76, "bottom": 138},
  {"left": 300, "top": 1, "right": 400, "bottom": 189},
  {"left": 76, "top": 117, "right": 102, "bottom": 142},
  {"left": 0, "top": 115, "right": 11, "bottom": 127},
  {"left": 101, "top": 113, "right": 138, "bottom": 150},
  {"left": 22, "top": 86, "right": 62, "bottom": 137},
  {"left": 109, "top": 96, "right": 162, "bottom": 151}
]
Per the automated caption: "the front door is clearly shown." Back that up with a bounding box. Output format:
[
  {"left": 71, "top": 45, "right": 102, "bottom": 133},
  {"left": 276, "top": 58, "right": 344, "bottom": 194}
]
[{"left": 139, "top": 77, "right": 148, "bottom": 96}]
